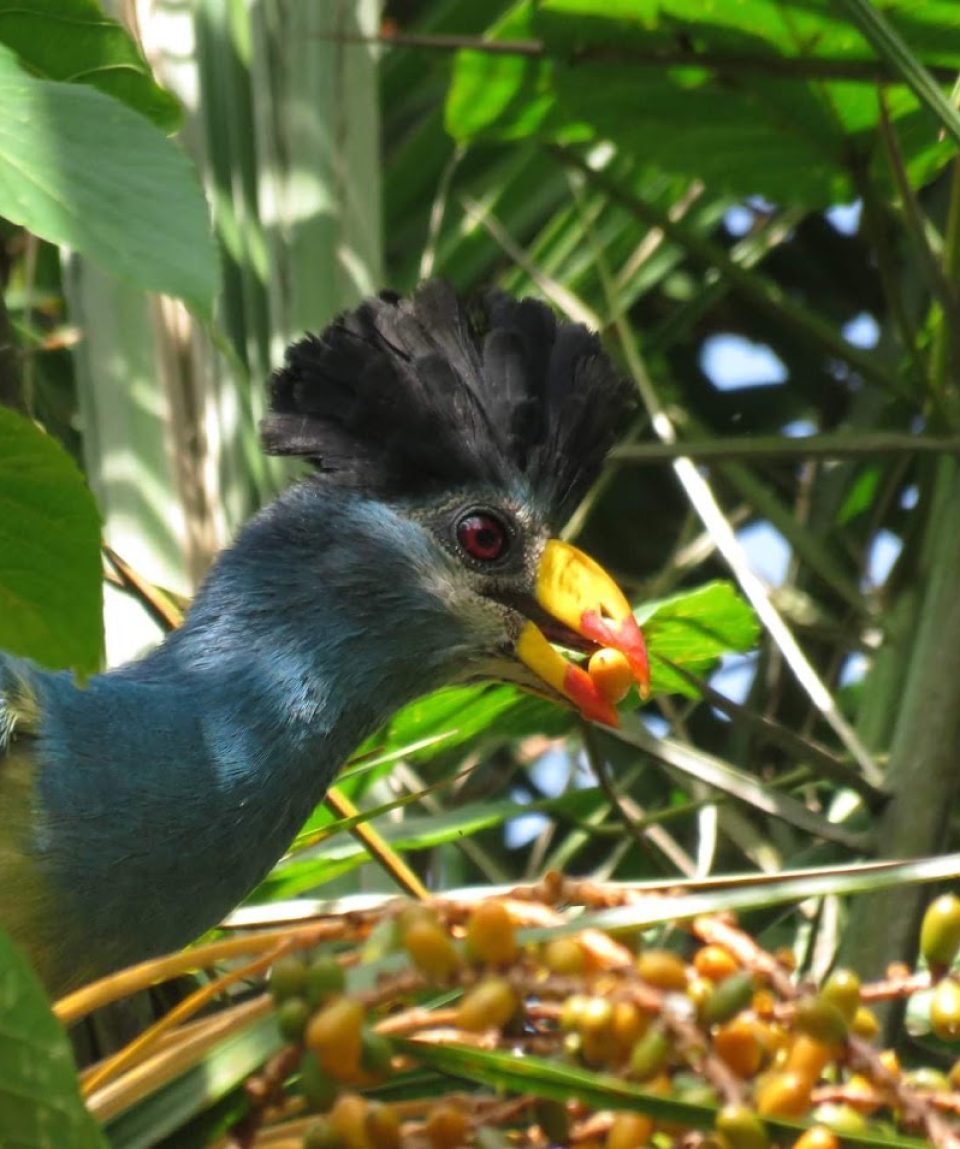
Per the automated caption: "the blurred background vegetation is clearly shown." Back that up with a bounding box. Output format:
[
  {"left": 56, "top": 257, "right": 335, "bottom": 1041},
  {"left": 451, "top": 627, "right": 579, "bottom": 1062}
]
[{"left": 5, "top": 0, "right": 960, "bottom": 1141}]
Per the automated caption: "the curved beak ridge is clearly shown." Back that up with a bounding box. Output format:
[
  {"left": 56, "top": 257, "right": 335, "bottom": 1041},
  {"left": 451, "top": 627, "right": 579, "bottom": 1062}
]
[{"left": 514, "top": 539, "right": 650, "bottom": 727}]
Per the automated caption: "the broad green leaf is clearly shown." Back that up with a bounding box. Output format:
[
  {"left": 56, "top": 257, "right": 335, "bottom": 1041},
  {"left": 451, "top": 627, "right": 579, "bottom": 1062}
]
[
  {"left": 0, "top": 407, "right": 102, "bottom": 673},
  {"left": 444, "top": 2, "right": 560, "bottom": 143},
  {"left": 446, "top": 0, "right": 960, "bottom": 205},
  {"left": 402, "top": 1041, "right": 721, "bottom": 1129},
  {"left": 0, "top": 44, "right": 218, "bottom": 315},
  {"left": 0, "top": 0, "right": 181, "bottom": 131},
  {"left": 642, "top": 581, "right": 760, "bottom": 696},
  {"left": 0, "top": 929, "right": 107, "bottom": 1149},
  {"left": 99, "top": 1012, "right": 281, "bottom": 1146},
  {"left": 345, "top": 582, "right": 757, "bottom": 774}
]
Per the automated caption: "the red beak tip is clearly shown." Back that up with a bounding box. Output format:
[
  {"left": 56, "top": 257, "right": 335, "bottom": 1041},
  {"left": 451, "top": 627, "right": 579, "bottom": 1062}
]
[{"left": 563, "top": 664, "right": 619, "bottom": 727}]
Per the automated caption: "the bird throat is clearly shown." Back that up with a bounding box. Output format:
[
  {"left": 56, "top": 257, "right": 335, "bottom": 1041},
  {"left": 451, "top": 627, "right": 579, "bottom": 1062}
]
[{"left": 26, "top": 605, "right": 443, "bottom": 992}]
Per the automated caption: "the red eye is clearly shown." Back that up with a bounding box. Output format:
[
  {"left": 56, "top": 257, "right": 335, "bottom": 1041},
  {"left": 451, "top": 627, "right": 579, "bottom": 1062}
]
[{"left": 456, "top": 513, "right": 508, "bottom": 563}]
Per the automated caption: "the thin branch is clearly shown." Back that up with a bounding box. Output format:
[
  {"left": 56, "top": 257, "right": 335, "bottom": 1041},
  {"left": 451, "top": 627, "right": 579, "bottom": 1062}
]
[
  {"left": 830, "top": 0, "right": 960, "bottom": 149},
  {"left": 931, "top": 157, "right": 960, "bottom": 398},
  {"left": 324, "top": 786, "right": 430, "bottom": 901},
  {"left": 878, "top": 91, "right": 960, "bottom": 342},
  {"left": 581, "top": 723, "right": 694, "bottom": 876},
  {"left": 664, "top": 660, "right": 889, "bottom": 809},
  {"left": 559, "top": 163, "right": 885, "bottom": 792},
  {"left": 611, "top": 432, "right": 960, "bottom": 465},
  {"left": 321, "top": 28, "right": 960, "bottom": 84},
  {"left": 550, "top": 145, "right": 898, "bottom": 393},
  {"left": 0, "top": 273, "right": 23, "bottom": 412}
]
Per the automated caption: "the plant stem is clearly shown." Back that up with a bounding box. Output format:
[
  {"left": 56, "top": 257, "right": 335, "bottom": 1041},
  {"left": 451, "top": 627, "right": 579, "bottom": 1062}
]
[
  {"left": 842, "top": 457, "right": 960, "bottom": 988},
  {"left": 611, "top": 433, "right": 960, "bottom": 464}
]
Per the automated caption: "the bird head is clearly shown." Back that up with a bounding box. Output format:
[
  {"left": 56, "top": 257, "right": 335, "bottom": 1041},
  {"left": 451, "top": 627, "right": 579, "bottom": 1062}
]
[{"left": 260, "top": 281, "right": 647, "bottom": 727}]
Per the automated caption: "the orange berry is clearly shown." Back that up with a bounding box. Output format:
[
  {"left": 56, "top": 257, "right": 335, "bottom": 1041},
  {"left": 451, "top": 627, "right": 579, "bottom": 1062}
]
[
  {"left": 464, "top": 901, "right": 517, "bottom": 966},
  {"left": 456, "top": 977, "right": 518, "bottom": 1032},
  {"left": 610, "top": 1000, "right": 651, "bottom": 1059},
  {"left": 755, "top": 1071, "right": 813, "bottom": 1118},
  {"left": 713, "top": 1017, "right": 764, "bottom": 1079},
  {"left": 588, "top": 648, "right": 634, "bottom": 705},
  {"left": 425, "top": 1104, "right": 470, "bottom": 1149},
  {"left": 751, "top": 988, "right": 777, "bottom": 1019},
  {"left": 403, "top": 919, "right": 461, "bottom": 981},
  {"left": 606, "top": 1111, "right": 654, "bottom": 1149},
  {"left": 791, "top": 1127, "right": 838, "bottom": 1149},
  {"left": 543, "top": 936, "right": 588, "bottom": 975},
  {"left": 365, "top": 1102, "right": 401, "bottom": 1149},
  {"left": 305, "top": 997, "right": 365, "bottom": 1079},
  {"left": 635, "top": 949, "right": 688, "bottom": 992},
  {"left": 329, "top": 1092, "right": 371, "bottom": 1149},
  {"left": 784, "top": 1034, "right": 833, "bottom": 1082},
  {"left": 694, "top": 944, "right": 740, "bottom": 982}
]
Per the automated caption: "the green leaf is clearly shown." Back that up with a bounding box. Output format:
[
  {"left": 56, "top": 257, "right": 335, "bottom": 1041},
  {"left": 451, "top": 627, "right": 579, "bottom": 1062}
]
[
  {"left": 0, "top": 928, "right": 107, "bottom": 1149},
  {"left": 0, "top": 0, "right": 182, "bottom": 131},
  {"left": 0, "top": 44, "right": 218, "bottom": 315},
  {"left": 446, "top": 0, "right": 960, "bottom": 205},
  {"left": 401, "top": 1041, "right": 719, "bottom": 1128},
  {"left": 400, "top": 1010, "right": 929, "bottom": 1149},
  {"left": 444, "top": 2, "right": 560, "bottom": 143},
  {"left": 831, "top": 0, "right": 960, "bottom": 149},
  {"left": 100, "top": 1012, "right": 281, "bottom": 1146},
  {"left": 642, "top": 581, "right": 760, "bottom": 697},
  {"left": 0, "top": 407, "right": 102, "bottom": 673}
]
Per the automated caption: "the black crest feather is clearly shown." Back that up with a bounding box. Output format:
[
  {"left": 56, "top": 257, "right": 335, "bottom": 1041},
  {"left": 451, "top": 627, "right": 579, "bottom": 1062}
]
[{"left": 262, "top": 281, "right": 634, "bottom": 523}]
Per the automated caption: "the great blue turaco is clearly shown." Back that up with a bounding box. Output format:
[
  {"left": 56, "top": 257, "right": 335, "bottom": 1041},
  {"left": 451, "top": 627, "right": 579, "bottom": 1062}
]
[{"left": 0, "top": 281, "right": 649, "bottom": 995}]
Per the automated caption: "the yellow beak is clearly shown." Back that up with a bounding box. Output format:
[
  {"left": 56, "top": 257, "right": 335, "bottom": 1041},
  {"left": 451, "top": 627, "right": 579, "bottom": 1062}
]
[{"left": 515, "top": 539, "right": 649, "bottom": 728}]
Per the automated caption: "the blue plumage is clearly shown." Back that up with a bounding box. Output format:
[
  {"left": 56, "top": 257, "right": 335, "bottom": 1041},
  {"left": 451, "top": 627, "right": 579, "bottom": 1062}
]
[
  {"left": 1, "top": 488, "right": 480, "bottom": 990},
  {"left": 0, "top": 283, "right": 641, "bottom": 994}
]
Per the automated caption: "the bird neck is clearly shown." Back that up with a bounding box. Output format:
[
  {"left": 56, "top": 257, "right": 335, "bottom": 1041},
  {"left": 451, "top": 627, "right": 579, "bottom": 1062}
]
[{"left": 29, "top": 487, "right": 462, "bottom": 984}]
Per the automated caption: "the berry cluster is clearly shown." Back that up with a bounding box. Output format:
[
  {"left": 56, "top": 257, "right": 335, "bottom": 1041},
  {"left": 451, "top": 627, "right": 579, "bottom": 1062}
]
[{"left": 244, "top": 883, "right": 960, "bottom": 1149}]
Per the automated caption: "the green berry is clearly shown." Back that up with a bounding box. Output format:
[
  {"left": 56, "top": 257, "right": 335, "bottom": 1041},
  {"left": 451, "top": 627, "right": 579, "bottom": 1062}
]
[
  {"left": 299, "top": 1050, "right": 340, "bottom": 1111},
  {"left": 360, "top": 1030, "right": 395, "bottom": 1075},
  {"left": 701, "top": 971, "right": 754, "bottom": 1026},
  {"left": 820, "top": 969, "right": 860, "bottom": 1022},
  {"left": 306, "top": 955, "right": 346, "bottom": 1007},
  {"left": 303, "top": 1117, "right": 343, "bottom": 1149},
  {"left": 793, "top": 996, "right": 848, "bottom": 1045},
  {"left": 627, "top": 1027, "right": 670, "bottom": 1081},
  {"left": 930, "top": 978, "right": 960, "bottom": 1041},
  {"left": 277, "top": 996, "right": 311, "bottom": 1042},
  {"left": 922, "top": 894, "right": 960, "bottom": 973},
  {"left": 716, "top": 1103, "right": 769, "bottom": 1149},
  {"left": 269, "top": 952, "right": 307, "bottom": 1002}
]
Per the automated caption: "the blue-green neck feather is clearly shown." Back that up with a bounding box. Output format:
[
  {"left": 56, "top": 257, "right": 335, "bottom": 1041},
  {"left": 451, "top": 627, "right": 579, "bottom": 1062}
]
[{"left": 16, "top": 485, "right": 467, "bottom": 987}]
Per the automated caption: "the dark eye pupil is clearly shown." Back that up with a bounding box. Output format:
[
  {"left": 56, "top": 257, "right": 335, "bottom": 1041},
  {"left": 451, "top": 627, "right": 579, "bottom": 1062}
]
[{"left": 457, "top": 514, "right": 507, "bottom": 562}]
